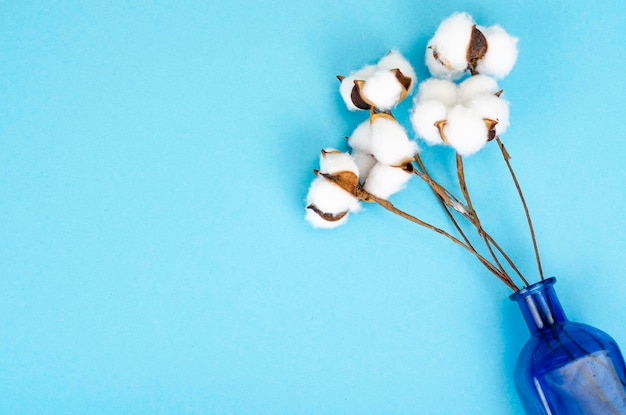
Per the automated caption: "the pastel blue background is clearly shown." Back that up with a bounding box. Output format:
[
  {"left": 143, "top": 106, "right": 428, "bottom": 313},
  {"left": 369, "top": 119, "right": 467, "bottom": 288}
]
[{"left": 1, "top": 1, "right": 625, "bottom": 414}]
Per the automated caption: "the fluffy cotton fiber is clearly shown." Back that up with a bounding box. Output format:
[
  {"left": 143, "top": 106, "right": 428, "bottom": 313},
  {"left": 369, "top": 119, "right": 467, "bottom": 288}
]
[
  {"left": 339, "top": 50, "right": 416, "bottom": 111},
  {"left": 475, "top": 25, "right": 518, "bottom": 79},
  {"left": 369, "top": 116, "right": 418, "bottom": 166},
  {"left": 425, "top": 12, "right": 475, "bottom": 80},
  {"left": 363, "top": 163, "right": 412, "bottom": 199},
  {"left": 443, "top": 105, "right": 489, "bottom": 156},
  {"left": 305, "top": 177, "right": 360, "bottom": 228},
  {"left": 319, "top": 149, "right": 360, "bottom": 176}
]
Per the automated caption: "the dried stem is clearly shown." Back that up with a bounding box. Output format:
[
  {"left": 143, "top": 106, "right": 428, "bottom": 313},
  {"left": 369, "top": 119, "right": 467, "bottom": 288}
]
[
  {"left": 414, "top": 153, "right": 526, "bottom": 289},
  {"left": 358, "top": 187, "right": 518, "bottom": 291},
  {"left": 496, "top": 137, "right": 544, "bottom": 281},
  {"left": 456, "top": 154, "right": 530, "bottom": 287}
]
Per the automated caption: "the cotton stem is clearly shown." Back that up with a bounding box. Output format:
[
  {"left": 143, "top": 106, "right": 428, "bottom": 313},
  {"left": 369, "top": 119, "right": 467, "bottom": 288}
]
[{"left": 496, "top": 137, "right": 544, "bottom": 282}]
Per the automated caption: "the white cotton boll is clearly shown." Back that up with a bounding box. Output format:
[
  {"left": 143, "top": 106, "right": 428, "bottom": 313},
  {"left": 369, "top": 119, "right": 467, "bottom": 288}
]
[
  {"left": 361, "top": 70, "right": 404, "bottom": 111},
  {"left": 306, "top": 177, "right": 361, "bottom": 213},
  {"left": 410, "top": 99, "right": 449, "bottom": 145},
  {"left": 467, "top": 94, "right": 510, "bottom": 135},
  {"left": 444, "top": 105, "right": 489, "bottom": 156},
  {"left": 377, "top": 49, "right": 417, "bottom": 94},
  {"left": 475, "top": 25, "right": 518, "bottom": 79},
  {"left": 319, "top": 149, "right": 359, "bottom": 176},
  {"left": 363, "top": 163, "right": 412, "bottom": 199},
  {"left": 305, "top": 177, "right": 360, "bottom": 228},
  {"left": 339, "top": 64, "right": 377, "bottom": 111},
  {"left": 352, "top": 151, "right": 377, "bottom": 183},
  {"left": 416, "top": 78, "right": 458, "bottom": 107},
  {"left": 426, "top": 12, "right": 475, "bottom": 79},
  {"left": 369, "top": 116, "right": 418, "bottom": 165},
  {"left": 457, "top": 74, "right": 499, "bottom": 103},
  {"left": 347, "top": 120, "right": 372, "bottom": 153}
]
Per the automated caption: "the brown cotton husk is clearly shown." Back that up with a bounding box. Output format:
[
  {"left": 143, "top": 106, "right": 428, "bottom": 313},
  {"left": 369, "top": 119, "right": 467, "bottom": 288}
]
[
  {"left": 397, "top": 161, "right": 415, "bottom": 174},
  {"left": 392, "top": 68, "right": 412, "bottom": 101},
  {"left": 306, "top": 204, "right": 348, "bottom": 222},
  {"left": 351, "top": 80, "right": 374, "bottom": 110},
  {"left": 434, "top": 120, "right": 448, "bottom": 143},
  {"left": 316, "top": 169, "right": 359, "bottom": 196},
  {"left": 369, "top": 111, "right": 396, "bottom": 123},
  {"left": 467, "top": 25, "right": 488, "bottom": 74},
  {"left": 483, "top": 118, "right": 498, "bottom": 141}
]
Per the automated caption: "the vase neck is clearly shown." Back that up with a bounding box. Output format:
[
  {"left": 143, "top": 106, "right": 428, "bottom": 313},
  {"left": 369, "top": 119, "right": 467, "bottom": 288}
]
[{"left": 510, "top": 277, "right": 567, "bottom": 335}]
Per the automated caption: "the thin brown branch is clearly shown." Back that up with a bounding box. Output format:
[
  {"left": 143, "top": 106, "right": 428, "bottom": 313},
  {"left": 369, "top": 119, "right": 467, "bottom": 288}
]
[
  {"left": 358, "top": 185, "right": 518, "bottom": 291},
  {"left": 415, "top": 153, "right": 522, "bottom": 290},
  {"left": 456, "top": 154, "right": 508, "bottom": 275},
  {"left": 496, "top": 137, "right": 544, "bottom": 281},
  {"left": 455, "top": 154, "right": 530, "bottom": 287}
]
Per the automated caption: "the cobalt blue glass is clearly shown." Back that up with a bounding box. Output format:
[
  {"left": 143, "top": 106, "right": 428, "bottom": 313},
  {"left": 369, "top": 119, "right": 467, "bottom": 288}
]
[{"left": 511, "top": 277, "right": 626, "bottom": 414}]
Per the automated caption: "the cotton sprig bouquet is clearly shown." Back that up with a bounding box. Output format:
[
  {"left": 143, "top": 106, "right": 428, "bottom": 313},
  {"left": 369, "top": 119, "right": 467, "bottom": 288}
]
[{"left": 305, "top": 12, "right": 542, "bottom": 291}]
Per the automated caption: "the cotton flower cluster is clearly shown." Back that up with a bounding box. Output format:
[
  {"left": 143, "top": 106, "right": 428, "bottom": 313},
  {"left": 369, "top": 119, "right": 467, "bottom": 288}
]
[
  {"left": 339, "top": 49, "right": 417, "bottom": 112},
  {"left": 411, "top": 74, "right": 509, "bottom": 156},
  {"left": 306, "top": 50, "right": 419, "bottom": 228},
  {"left": 425, "top": 12, "right": 518, "bottom": 80},
  {"left": 411, "top": 13, "right": 517, "bottom": 156}
]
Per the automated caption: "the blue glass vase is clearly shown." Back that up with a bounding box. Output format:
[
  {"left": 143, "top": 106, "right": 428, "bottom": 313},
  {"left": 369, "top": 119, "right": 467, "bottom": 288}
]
[{"left": 511, "top": 277, "right": 626, "bottom": 414}]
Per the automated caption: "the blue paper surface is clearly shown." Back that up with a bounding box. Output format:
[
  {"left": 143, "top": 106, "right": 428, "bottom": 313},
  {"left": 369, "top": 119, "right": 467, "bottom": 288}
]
[{"left": 1, "top": 1, "right": 625, "bottom": 413}]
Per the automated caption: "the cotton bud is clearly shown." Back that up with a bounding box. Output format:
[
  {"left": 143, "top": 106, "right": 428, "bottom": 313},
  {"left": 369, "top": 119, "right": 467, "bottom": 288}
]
[
  {"left": 339, "top": 65, "right": 378, "bottom": 111},
  {"left": 369, "top": 114, "right": 418, "bottom": 166},
  {"left": 376, "top": 49, "right": 417, "bottom": 95},
  {"left": 425, "top": 12, "right": 476, "bottom": 80},
  {"left": 466, "top": 94, "right": 510, "bottom": 135},
  {"left": 305, "top": 150, "right": 361, "bottom": 229},
  {"left": 425, "top": 12, "right": 517, "bottom": 80},
  {"left": 443, "top": 105, "right": 489, "bottom": 156},
  {"left": 410, "top": 99, "right": 449, "bottom": 145},
  {"left": 338, "top": 50, "right": 416, "bottom": 111},
  {"left": 305, "top": 177, "right": 360, "bottom": 228},
  {"left": 359, "top": 70, "right": 404, "bottom": 111},
  {"left": 363, "top": 162, "right": 413, "bottom": 199},
  {"left": 475, "top": 25, "right": 518, "bottom": 79}
]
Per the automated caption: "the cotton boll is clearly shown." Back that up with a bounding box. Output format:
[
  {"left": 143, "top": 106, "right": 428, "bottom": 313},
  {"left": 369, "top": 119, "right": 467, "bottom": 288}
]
[
  {"left": 444, "top": 105, "right": 489, "bottom": 156},
  {"left": 305, "top": 177, "right": 361, "bottom": 228},
  {"left": 319, "top": 149, "right": 360, "bottom": 176},
  {"left": 467, "top": 94, "right": 510, "bottom": 135},
  {"left": 410, "top": 99, "right": 449, "bottom": 145},
  {"left": 360, "top": 70, "right": 404, "bottom": 111},
  {"left": 377, "top": 49, "right": 417, "bottom": 94},
  {"left": 457, "top": 74, "right": 499, "bottom": 103},
  {"left": 363, "top": 163, "right": 412, "bottom": 199},
  {"left": 352, "top": 150, "right": 377, "bottom": 184},
  {"left": 347, "top": 120, "right": 372, "bottom": 153},
  {"left": 475, "top": 25, "right": 518, "bottom": 79},
  {"left": 339, "top": 64, "right": 377, "bottom": 111},
  {"left": 426, "top": 12, "right": 475, "bottom": 79},
  {"left": 416, "top": 78, "right": 458, "bottom": 107},
  {"left": 369, "top": 115, "right": 418, "bottom": 165}
]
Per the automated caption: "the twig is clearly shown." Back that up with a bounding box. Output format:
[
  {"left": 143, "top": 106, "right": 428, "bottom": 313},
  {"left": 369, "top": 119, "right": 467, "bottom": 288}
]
[
  {"left": 357, "top": 186, "right": 519, "bottom": 291},
  {"left": 496, "top": 137, "right": 544, "bottom": 281}
]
